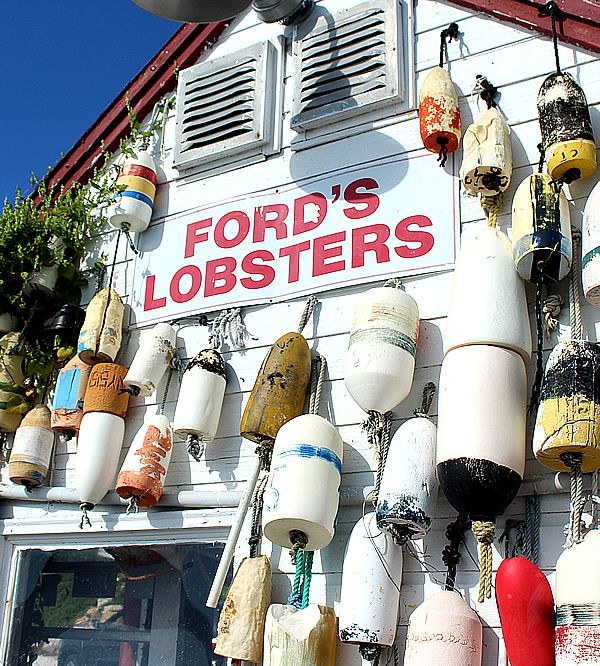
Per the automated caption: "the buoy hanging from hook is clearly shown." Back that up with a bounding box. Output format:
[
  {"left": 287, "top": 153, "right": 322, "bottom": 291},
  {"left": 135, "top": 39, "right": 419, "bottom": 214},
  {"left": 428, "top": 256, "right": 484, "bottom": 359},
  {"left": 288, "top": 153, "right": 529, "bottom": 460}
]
[
  {"left": 9, "top": 405, "right": 55, "bottom": 489},
  {"left": 123, "top": 323, "right": 176, "bottom": 397},
  {"left": 51, "top": 354, "right": 91, "bottom": 439},
  {"left": 77, "top": 288, "right": 125, "bottom": 365},
  {"left": 108, "top": 151, "right": 157, "bottom": 234}
]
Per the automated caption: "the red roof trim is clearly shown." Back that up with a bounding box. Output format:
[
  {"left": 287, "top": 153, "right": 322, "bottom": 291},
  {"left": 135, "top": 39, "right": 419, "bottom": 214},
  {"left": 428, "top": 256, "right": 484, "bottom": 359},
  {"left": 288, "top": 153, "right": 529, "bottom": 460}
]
[
  {"left": 447, "top": 0, "right": 600, "bottom": 55},
  {"left": 46, "top": 21, "right": 228, "bottom": 194}
]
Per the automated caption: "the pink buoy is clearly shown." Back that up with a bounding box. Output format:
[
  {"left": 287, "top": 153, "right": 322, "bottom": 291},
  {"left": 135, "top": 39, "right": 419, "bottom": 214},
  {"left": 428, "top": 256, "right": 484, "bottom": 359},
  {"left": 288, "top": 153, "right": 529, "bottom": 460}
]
[{"left": 495, "top": 556, "right": 555, "bottom": 666}]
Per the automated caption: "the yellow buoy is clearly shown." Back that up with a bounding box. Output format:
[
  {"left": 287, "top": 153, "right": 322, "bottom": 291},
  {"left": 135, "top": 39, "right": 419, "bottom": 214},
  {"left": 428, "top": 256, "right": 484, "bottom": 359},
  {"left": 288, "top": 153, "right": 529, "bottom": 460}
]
[{"left": 77, "top": 288, "right": 124, "bottom": 365}]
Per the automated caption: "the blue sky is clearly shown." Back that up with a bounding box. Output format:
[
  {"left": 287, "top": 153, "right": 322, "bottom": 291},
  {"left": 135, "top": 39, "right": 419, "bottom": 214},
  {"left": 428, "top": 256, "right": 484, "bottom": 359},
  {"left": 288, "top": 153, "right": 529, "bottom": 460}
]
[{"left": 1, "top": 2, "right": 178, "bottom": 202}]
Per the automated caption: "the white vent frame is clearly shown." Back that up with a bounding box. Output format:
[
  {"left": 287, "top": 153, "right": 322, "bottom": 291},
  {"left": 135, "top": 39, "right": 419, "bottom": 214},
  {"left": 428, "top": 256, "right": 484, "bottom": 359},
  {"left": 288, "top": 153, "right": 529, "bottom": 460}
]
[
  {"left": 290, "top": 0, "right": 405, "bottom": 132},
  {"left": 173, "top": 41, "right": 279, "bottom": 172}
]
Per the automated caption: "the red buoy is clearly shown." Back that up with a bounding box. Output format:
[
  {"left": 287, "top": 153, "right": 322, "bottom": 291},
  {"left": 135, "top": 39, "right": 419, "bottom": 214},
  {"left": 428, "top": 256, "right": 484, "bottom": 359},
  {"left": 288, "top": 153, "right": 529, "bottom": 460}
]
[{"left": 495, "top": 556, "right": 555, "bottom": 666}]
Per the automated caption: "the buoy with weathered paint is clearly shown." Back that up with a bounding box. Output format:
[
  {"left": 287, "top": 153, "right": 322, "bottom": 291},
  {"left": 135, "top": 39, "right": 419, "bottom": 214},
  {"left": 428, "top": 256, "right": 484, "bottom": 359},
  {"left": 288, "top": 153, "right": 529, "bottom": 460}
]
[
  {"left": 339, "top": 512, "right": 403, "bottom": 660},
  {"left": 263, "top": 413, "right": 343, "bottom": 551},
  {"left": 0, "top": 314, "right": 18, "bottom": 334},
  {"left": 240, "top": 332, "right": 312, "bottom": 444},
  {"left": 495, "top": 556, "right": 555, "bottom": 666},
  {"left": 403, "top": 590, "right": 483, "bottom": 665},
  {"left": 9, "top": 405, "right": 55, "bottom": 488},
  {"left": 214, "top": 556, "right": 272, "bottom": 663},
  {"left": 172, "top": 348, "right": 227, "bottom": 459},
  {"left": 0, "top": 332, "right": 28, "bottom": 433},
  {"left": 445, "top": 225, "right": 531, "bottom": 360},
  {"left": 538, "top": 72, "right": 596, "bottom": 183},
  {"left": 512, "top": 172, "right": 572, "bottom": 283},
  {"left": 582, "top": 181, "right": 600, "bottom": 306},
  {"left": 76, "top": 364, "right": 130, "bottom": 517},
  {"left": 419, "top": 67, "right": 461, "bottom": 164},
  {"left": 77, "top": 288, "right": 124, "bottom": 365},
  {"left": 555, "top": 530, "right": 600, "bottom": 665},
  {"left": 437, "top": 344, "right": 527, "bottom": 600},
  {"left": 51, "top": 355, "right": 91, "bottom": 438},
  {"left": 124, "top": 323, "right": 176, "bottom": 397},
  {"left": 376, "top": 406, "right": 438, "bottom": 541},
  {"left": 263, "top": 604, "right": 337, "bottom": 666},
  {"left": 108, "top": 152, "right": 157, "bottom": 233},
  {"left": 460, "top": 106, "right": 512, "bottom": 196},
  {"left": 115, "top": 413, "right": 173, "bottom": 509},
  {"left": 345, "top": 285, "right": 419, "bottom": 414},
  {"left": 533, "top": 340, "right": 600, "bottom": 473}
]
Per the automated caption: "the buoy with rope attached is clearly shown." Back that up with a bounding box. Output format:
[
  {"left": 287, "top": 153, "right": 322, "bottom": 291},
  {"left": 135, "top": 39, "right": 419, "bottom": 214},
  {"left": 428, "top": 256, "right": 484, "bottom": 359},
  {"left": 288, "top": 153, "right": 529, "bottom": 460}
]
[
  {"left": 582, "top": 181, "right": 600, "bottom": 306},
  {"left": 123, "top": 322, "right": 177, "bottom": 397},
  {"left": 50, "top": 354, "right": 91, "bottom": 440},
  {"left": 77, "top": 287, "right": 125, "bottom": 365},
  {"left": 9, "top": 404, "right": 55, "bottom": 489}
]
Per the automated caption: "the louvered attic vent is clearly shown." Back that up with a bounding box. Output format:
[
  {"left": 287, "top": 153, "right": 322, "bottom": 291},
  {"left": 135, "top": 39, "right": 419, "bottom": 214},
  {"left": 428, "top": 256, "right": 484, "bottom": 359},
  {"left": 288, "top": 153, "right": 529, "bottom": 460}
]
[
  {"left": 174, "top": 42, "right": 277, "bottom": 171},
  {"left": 291, "top": 0, "right": 403, "bottom": 131}
]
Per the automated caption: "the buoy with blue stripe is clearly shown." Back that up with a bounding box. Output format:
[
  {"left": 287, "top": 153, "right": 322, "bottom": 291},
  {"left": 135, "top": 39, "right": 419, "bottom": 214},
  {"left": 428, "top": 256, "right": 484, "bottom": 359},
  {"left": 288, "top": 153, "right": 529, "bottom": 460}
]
[
  {"left": 108, "top": 151, "right": 157, "bottom": 233},
  {"left": 124, "top": 323, "right": 176, "bottom": 397},
  {"left": 345, "top": 283, "right": 419, "bottom": 414},
  {"left": 51, "top": 354, "right": 91, "bottom": 438},
  {"left": 339, "top": 512, "right": 403, "bottom": 661},
  {"left": 262, "top": 413, "right": 343, "bottom": 551},
  {"left": 582, "top": 181, "right": 600, "bottom": 306}
]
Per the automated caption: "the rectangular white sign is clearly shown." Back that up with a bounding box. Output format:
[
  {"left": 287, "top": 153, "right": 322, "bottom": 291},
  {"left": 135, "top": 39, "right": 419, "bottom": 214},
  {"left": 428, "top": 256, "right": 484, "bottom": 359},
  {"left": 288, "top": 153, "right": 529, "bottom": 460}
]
[{"left": 130, "top": 152, "right": 458, "bottom": 324}]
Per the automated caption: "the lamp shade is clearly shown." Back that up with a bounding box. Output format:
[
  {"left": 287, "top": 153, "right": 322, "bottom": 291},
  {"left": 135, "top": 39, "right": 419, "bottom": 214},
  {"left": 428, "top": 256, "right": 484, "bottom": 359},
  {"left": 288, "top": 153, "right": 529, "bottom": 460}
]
[{"left": 130, "top": 0, "right": 252, "bottom": 22}]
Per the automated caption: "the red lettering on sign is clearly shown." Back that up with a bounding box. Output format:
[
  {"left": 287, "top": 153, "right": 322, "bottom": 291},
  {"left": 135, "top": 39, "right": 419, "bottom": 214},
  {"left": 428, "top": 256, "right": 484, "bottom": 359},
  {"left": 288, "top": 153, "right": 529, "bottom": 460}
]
[
  {"left": 394, "top": 215, "right": 435, "bottom": 258},
  {"left": 313, "top": 232, "right": 346, "bottom": 277},
  {"left": 170, "top": 265, "right": 202, "bottom": 303},
  {"left": 279, "top": 241, "right": 311, "bottom": 283},
  {"left": 293, "top": 193, "right": 327, "bottom": 235},
  {"left": 214, "top": 211, "right": 251, "bottom": 249},
  {"left": 343, "top": 178, "right": 380, "bottom": 219},
  {"left": 253, "top": 204, "right": 289, "bottom": 243},
  {"left": 241, "top": 250, "right": 276, "bottom": 289},
  {"left": 184, "top": 218, "right": 212, "bottom": 258},
  {"left": 351, "top": 224, "right": 390, "bottom": 268},
  {"left": 143, "top": 275, "right": 167, "bottom": 311},
  {"left": 205, "top": 257, "right": 237, "bottom": 297}
]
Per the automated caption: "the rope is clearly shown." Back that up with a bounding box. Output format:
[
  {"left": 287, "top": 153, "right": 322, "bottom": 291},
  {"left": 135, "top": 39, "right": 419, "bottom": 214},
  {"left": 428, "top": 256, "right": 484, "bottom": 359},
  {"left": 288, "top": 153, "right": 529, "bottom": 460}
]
[
  {"left": 301, "top": 550, "right": 313, "bottom": 609},
  {"left": 473, "top": 74, "right": 498, "bottom": 109},
  {"left": 592, "top": 471, "right": 599, "bottom": 529},
  {"left": 186, "top": 433, "right": 204, "bottom": 462},
  {"left": 359, "top": 645, "right": 383, "bottom": 663},
  {"left": 437, "top": 137, "right": 449, "bottom": 167},
  {"left": 208, "top": 308, "right": 248, "bottom": 351},
  {"left": 441, "top": 514, "right": 470, "bottom": 590},
  {"left": 524, "top": 495, "right": 542, "bottom": 565},
  {"left": 288, "top": 549, "right": 304, "bottom": 607},
  {"left": 472, "top": 520, "right": 495, "bottom": 602},
  {"left": 297, "top": 295, "right": 318, "bottom": 334},
  {"left": 383, "top": 277, "right": 404, "bottom": 289},
  {"left": 542, "top": 1, "right": 563, "bottom": 74},
  {"left": 120, "top": 222, "right": 139, "bottom": 256},
  {"left": 308, "top": 353, "right": 327, "bottom": 416},
  {"left": 499, "top": 518, "right": 525, "bottom": 559},
  {"left": 481, "top": 193, "right": 504, "bottom": 228},
  {"left": 159, "top": 367, "right": 173, "bottom": 416},
  {"left": 414, "top": 382, "right": 436, "bottom": 417},
  {"left": 79, "top": 504, "right": 92, "bottom": 530},
  {"left": 287, "top": 532, "right": 312, "bottom": 609},
  {"left": 562, "top": 452, "right": 585, "bottom": 547},
  {"left": 530, "top": 277, "right": 545, "bottom": 416},
  {"left": 538, "top": 142, "right": 546, "bottom": 173},
  {"left": 126, "top": 496, "right": 139, "bottom": 515},
  {"left": 363, "top": 411, "right": 393, "bottom": 507},
  {"left": 438, "top": 22, "right": 459, "bottom": 69},
  {"left": 543, "top": 293, "right": 563, "bottom": 339},
  {"left": 568, "top": 228, "right": 583, "bottom": 340},
  {"left": 248, "top": 473, "right": 268, "bottom": 558}
]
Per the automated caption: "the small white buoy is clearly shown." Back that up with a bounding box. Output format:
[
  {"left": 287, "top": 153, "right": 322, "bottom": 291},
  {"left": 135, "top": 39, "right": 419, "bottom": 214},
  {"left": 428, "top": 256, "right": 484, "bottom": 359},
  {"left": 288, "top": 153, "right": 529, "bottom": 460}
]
[
  {"left": 124, "top": 323, "right": 176, "bottom": 397},
  {"left": 582, "top": 181, "right": 600, "bottom": 306},
  {"left": 108, "top": 151, "right": 157, "bottom": 233}
]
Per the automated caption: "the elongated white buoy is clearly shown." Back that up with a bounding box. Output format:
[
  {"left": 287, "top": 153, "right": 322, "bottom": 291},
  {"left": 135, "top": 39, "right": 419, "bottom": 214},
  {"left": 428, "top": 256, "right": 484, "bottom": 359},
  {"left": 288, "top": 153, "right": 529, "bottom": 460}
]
[
  {"left": 582, "top": 181, "right": 600, "bottom": 306},
  {"left": 9, "top": 405, "right": 55, "bottom": 488},
  {"left": 124, "top": 323, "right": 176, "bottom": 397}
]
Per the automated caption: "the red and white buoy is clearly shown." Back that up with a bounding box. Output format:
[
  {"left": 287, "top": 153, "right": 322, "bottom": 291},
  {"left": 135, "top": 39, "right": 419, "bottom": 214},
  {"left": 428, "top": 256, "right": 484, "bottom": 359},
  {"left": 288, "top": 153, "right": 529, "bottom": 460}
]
[{"left": 108, "top": 151, "right": 157, "bottom": 234}]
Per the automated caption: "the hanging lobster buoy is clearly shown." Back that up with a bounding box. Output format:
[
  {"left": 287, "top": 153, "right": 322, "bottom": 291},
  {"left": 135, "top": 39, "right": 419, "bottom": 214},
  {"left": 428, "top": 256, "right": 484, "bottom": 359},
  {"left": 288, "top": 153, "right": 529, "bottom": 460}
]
[
  {"left": 76, "top": 364, "right": 130, "bottom": 515},
  {"left": 419, "top": 67, "right": 461, "bottom": 164},
  {"left": 495, "top": 556, "right": 555, "bottom": 666},
  {"left": 533, "top": 340, "right": 600, "bottom": 473},
  {"left": 339, "top": 512, "right": 402, "bottom": 660},
  {"left": 51, "top": 355, "right": 91, "bottom": 438},
  {"left": 240, "top": 332, "right": 311, "bottom": 443},
  {"left": 263, "top": 604, "right": 337, "bottom": 666},
  {"left": 582, "top": 181, "right": 600, "bottom": 306},
  {"left": 555, "top": 530, "right": 600, "bottom": 665},
  {"left": 115, "top": 413, "right": 173, "bottom": 508},
  {"left": 376, "top": 399, "right": 438, "bottom": 541},
  {"left": 345, "top": 285, "right": 419, "bottom": 413},
  {"left": 78, "top": 288, "right": 124, "bottom": 365},
  {"left": 214, "top": 556, "right": 272, "bottom": 663},
  {"left": 9, "top": 405, "right": 54, "bottom": 488},
  {"left": 172, "top": 348, "right": 227, "bottom": 457},
  {"left": 403, "top": 590, "right": 483, "bottom": 665},
  {"left": 512, "top": 172, "right": 572, "bottom": 283},
  {"left": 263, "top": 414, "right": 343, "bottom": 551},
  {"left": 108, "top": 151, "right": 157, "bottom": 233},
  {"left": 124, "top": 323, "right": 176, "bottom": 396},
  {"left": 445, "top": 225, "right": 531, "bottom": 360},
  {"left": 0, "top": 332, "right": 28, "bottom": 433},
  {"left": 437, "top": 344, "right": 526, "bottom": 600},
  {"left": 460, "top": 107, "right": 512, "bottom": 196},
  {"left": 538, "top": 72, "right": 596, "bottom": 183}
]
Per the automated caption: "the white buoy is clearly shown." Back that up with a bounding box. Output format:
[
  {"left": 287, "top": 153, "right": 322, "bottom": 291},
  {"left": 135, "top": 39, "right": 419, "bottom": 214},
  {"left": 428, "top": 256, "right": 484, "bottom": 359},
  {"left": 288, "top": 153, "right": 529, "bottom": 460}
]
[
  {"left": 377, "top": 414, "right": 438, "bottom": 541},
  {"left": 444, "top": 225, "right": 531, "bottom": 361},
  {"left": 77, "top": 288, "right": 125, "bottom": 365},
  {"left": 9, "top": 405, "right": 55, "bottom": 488},
  {"left": 403, "top": 590, "right": 483, "bottom": 665},
  {"left": 582, "top": 181, "right": 600, "bottom": 306},
  {"left": 339, "top": 512, "right": 403, "bottom": 658},
  {"left": 263, "top": 414, "right": 343, "bottom": 551},
  {"left": 124, "top": 323, "right": 176, "bottom": 397},
  {"left": 345, "top": 285, "right": 419, "bottom": 413},
  {"left": 555, "top": 530, "right": 600, "bottom": 666}
]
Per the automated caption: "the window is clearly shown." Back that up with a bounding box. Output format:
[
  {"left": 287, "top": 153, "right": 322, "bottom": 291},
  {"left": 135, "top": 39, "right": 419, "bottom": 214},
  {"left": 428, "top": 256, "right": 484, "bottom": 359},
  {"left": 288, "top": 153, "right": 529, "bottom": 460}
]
[{"left": 5, "top": 543, "right": 230, "bottom": 666}]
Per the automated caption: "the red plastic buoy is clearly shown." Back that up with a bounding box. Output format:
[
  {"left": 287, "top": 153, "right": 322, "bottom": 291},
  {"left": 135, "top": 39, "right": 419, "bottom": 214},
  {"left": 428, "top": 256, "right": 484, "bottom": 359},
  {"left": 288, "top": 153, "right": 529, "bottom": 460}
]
[{"left": 495, "top": 556, "right": 555, "bottom": 666}]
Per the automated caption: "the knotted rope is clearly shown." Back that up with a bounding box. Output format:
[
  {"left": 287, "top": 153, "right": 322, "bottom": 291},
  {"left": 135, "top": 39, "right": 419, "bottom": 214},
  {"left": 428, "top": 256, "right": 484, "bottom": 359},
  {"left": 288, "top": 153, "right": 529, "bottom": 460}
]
[
  {"left": 481, "top": 192, "right": 504, "bottom": 228},
  {"left": 208, "top": 308, "right": 248, "bottom": 350},
  {"left": 530, "top": 276, "right": 545, "bottom": 416},
  {"left": 414, "top": 382, "right": 436, "bottom": 418},
  {"left": 442, "top": 514, "right": 470, "bottom": 591},
  {"left": 364, "top": 410, "right": 393, "bottom": 507},
  {"left": 297, "top": 295, "right": 318, "bottom": 334},
  {"left": 562, "top": 452, "right": 585, "bottom": 547},
  {"left": 523, "top": 495, "right": 542, "bottom": 565},
  {"left": 543, "top": 293, "right": 563, "bottom": 339},
  {"left": 308, "top": 353, "right": 327, "bottom": 416},
  {"left": 472, "top": 520, "right": 495, "bottom": 602},
  {"left": 79, "top": 503, "right": 93, "bottom": 530},
  {"left": 568, "top": 228, "right": 583, "bottom": 340}
]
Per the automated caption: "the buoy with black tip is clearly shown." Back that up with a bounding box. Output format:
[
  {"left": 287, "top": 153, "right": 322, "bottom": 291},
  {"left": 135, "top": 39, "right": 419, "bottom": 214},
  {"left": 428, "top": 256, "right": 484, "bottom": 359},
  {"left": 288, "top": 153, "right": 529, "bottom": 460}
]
[
  {"left": 376, "top": 383, "right": 438, "bottom": 542},
  {"left": 77, "top": 288, "right": 124, "bottom": 365},
  {"left": 555, "top": 529, "right": 600, "bottom": 665},
  {"left": 51, "top": 354, "right": 91, "bottom": 439},
  {"left": 437, "top": 344, "right": 527, "bottom": 601},
  {"left": 9, "top": 405, "right": 55, "bottom": 489},
  {"left": 123, "top": 322, "right": 176, "bottom": 397},
  {"left": 76, "top": 363, "right": 130, "bottom": 526},
  {"left": 419, "top": 23, "right": 461, "bottom": 167},
  {"left": 495, "top": 556, "right": 555, "bottom": 666},
  {"left": 172, "top": 348, "right": 227, "bottom": 461},
  {"left": 582, "top": 180, "right": 600, "bottom": 306},
  {"left": 339, "top": 512, "right": 402, "bottom": 662},
  {"left": 115, "top": 413, "right": 173, "bottom": 509},
  {"left": 0, "top": 332, "right": 28, "bottom": 433}
]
